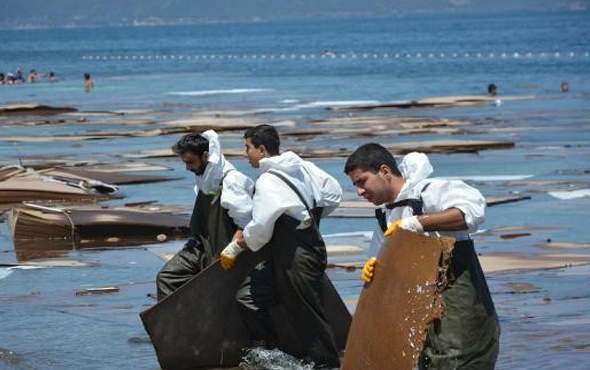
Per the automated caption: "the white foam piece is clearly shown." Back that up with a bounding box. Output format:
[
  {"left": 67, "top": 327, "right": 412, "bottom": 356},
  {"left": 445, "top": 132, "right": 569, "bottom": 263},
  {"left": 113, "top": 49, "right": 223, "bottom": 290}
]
[
  {"left": 548, "top": 189, "right": 590, "bottom": 200},
  {"left": 166, "top": 88, "right": 270, "bottom": 96},
  {"left": 0, "top": 269, "right": 14, "bottom": 280}
]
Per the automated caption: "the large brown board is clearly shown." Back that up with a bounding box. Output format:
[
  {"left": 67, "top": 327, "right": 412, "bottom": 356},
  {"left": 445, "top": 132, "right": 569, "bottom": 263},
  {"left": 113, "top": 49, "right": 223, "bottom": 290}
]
[
  {"left": 140, "top": 249, "right": 351, "bottom": 370},
  {"left": 342, "top": 229, "right": 454, "bottom": 370}
]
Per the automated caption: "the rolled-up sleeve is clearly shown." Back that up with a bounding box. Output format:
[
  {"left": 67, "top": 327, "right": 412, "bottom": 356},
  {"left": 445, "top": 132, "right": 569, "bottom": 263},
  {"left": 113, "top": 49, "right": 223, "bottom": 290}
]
[
  {"left": 422, "top": 179, "right": 486, "bottom": 232},
  {"left": 220, "top": 171, "right": 254, "bottom": 229},
  {"left": 242, "top": 175, "right": 289, "bottom": 252}
]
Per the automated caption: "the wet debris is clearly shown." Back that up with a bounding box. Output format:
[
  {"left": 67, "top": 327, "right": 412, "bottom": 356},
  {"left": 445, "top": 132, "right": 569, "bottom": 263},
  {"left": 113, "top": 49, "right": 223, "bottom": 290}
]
[
  {"left": 539, "top": 241, "right": 590, "bottom": 250},
  {"left": 503, "top": 282, "right": 542, "bottom": 294},
  {"left": 0, "top": 104, "right": 77, "bottom": 116},
  {"left": 0, "top": 165, "right": 119, "bottom": 204},
  {"left": 500, "top": 233, "right": 532, "bottom": 239},
  {"left": 342, "top": 230, "right": 454, "bottom": 370},
  {"left": 332, "top": 95, "right": 534, "bottom": 111},
  {"left": 0, "top": 348, "right": 25, "bottom": 365},
  {"left": 75, "top": 286, "right": 120, "bottom": 296},
  {"left": 9, "top": 203, "right": 190, "bottom": 261},
  {"left": 486, "top": 194, "right": 531, "bottom": 206}
]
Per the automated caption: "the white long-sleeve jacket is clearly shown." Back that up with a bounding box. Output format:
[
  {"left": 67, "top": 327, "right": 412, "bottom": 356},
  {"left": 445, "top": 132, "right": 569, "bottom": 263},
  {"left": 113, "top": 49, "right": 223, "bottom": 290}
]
[
  {"left": 368, "top": 152, "right": 486, "bottom": 258},
  {"left": 243, "top": 151, "right": 342, "bottom": 252},
  {"left": 192, "top": 130, "right": 254, "bottom": 228}
]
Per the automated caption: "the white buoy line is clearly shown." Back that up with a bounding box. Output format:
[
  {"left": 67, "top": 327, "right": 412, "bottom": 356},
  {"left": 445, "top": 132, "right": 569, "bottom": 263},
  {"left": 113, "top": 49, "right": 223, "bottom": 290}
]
[{"left": 82, "top": 51, "right": 590, "bottom": 62}]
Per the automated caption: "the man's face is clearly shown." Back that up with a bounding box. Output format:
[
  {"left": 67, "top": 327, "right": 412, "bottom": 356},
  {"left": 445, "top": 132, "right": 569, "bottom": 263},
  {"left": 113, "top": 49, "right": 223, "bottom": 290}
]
[
  {"left": 180, "top": 151, "right": 207, "bottom": 175},
  {"left": 347, "top": 167, "right": 394, "bottom": 206},
  {"left": 245, "top": 138, "right": 266, "bottom": 168}
]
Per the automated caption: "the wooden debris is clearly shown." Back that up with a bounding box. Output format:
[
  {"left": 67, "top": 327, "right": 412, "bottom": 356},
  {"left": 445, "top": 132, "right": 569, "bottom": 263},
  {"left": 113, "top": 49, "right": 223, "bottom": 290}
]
[
  {"left": 333, "top": 95, "right": 534, "bottom": 112},
  {"left": 539, "top": 242, "right": 590, "bottom": 250},
  {"left": 500, "top": 233, "right": 532, "bottom": 239},
  {"left": 76, "top": 286, "right": 120, "bottom": 296},
  {"left": 342, "top": 229, "right": 455, "bottom": 370},
  {"left": 0, "top": 104, "right": 77, "bottom": 116},
  {"left": 9, "top": 203, "right": 190, "bottom": 261},
  {"left": 503, "top": 282, "right": 541, "bottom": 294},
  {"left": 486, "top": 194, "right": 531, "bottom": 206}
]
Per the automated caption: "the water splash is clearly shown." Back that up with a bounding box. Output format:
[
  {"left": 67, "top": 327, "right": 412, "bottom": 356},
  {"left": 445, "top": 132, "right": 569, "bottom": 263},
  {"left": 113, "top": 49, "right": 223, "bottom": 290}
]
[{"left": 239, "top": 348, "right": 315, "bottom": 370}]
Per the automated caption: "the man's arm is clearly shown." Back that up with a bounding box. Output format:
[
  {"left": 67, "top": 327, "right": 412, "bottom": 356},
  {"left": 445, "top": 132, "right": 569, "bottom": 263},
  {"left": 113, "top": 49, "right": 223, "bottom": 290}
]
[
  {"left": 220, "top": 171, "right": 254, "bottom": 229},
  {"left": 418, "top": 208, "right": 468, "bottom": 231}
]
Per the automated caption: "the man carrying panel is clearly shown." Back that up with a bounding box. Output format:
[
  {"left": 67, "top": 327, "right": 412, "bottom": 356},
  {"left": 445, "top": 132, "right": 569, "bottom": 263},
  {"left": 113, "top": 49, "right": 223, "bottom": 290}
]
[
  {"left": 156, "top": 130, "right": 254, "bottom": 301},
  {"left": 344, "top": 143, "right": 500, "bottom": 370}
]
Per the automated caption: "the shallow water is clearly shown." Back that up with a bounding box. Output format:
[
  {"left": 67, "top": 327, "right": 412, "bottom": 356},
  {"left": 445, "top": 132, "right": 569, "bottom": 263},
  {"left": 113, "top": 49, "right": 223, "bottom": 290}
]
[{"left": 1, "top": 11, "right": 590, "bottom": 370}]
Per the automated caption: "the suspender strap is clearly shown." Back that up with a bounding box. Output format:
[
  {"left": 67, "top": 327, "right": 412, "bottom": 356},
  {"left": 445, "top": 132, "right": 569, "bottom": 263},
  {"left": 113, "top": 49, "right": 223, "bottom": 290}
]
[
  {"left": 266, "top": 170, "right": 318, "bottom": 224},
  {"left": 375, "top": 208, "right": 388, "bottom": 233},
  {"left": 377, "top": 182, "right": 432, "bottom": 231}
]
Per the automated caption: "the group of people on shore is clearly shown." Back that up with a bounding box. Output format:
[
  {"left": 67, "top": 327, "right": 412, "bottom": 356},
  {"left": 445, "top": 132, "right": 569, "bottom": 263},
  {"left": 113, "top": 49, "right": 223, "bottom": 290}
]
[
  {"left": 155, "top": 125, "right": 500, "bottom": 369},
  {"left": 0, "top": 68, "right": 57, "bottom": 84}
]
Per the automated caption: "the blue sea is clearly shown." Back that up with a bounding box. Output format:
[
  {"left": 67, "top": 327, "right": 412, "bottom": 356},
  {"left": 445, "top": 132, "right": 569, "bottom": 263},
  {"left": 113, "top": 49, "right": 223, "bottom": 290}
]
[{"left": 1, "top": 11, "right": 590, "bottom": 369}]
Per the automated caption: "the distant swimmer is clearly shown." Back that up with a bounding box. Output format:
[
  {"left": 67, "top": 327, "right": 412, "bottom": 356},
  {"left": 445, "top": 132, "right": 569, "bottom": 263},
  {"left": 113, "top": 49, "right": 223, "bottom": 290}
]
[
  {"left": 561, "top": 82, "right": 569, "bottom": 92},
  {"left": 84, "top": 73, "right": 94, "bottom": 91},
  {"left": 487, "top": 83, "right": 497, "bottom": 97},
  {"left": 49, "top": 71, "right": 57, "bottom": 82}
]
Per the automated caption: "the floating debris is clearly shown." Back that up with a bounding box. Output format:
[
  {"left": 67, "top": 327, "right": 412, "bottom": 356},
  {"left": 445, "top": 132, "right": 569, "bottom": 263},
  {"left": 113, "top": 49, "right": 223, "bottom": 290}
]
[{"left": 75, "top": 286, "right": 120, "bottom": 296}]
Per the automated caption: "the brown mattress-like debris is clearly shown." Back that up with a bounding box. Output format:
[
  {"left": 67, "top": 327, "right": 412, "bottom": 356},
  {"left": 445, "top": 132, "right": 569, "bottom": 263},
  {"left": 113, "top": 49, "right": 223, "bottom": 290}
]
[
  {"left": 342, "top": 229, "right": 455, "bottom": 370},
  {"left": 299, "top": 139, "right": 514, "bottom": 158},
  {"left": 0, "top": 165, "right": 118, "bottom": 204},
  {"left": 0, "top": 104, "right": 77, "bottom": 116},
  {"left": 40, "top": 168, "right": 178, "bottom": 185},
  {"left": 9, "top": 203, "right": 190, "bottom": 261}
]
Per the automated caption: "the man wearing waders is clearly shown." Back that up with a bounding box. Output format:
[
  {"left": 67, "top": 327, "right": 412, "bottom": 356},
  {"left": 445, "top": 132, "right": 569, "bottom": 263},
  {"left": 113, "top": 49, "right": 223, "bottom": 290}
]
[
  {"left": 156, "top": 130, "right": 254, "bottom": 301},
  {"left": 345, "top": 143, "right": 500, "bottom": 370},
  {"left": 219, "top": 124, "right": 342, "bottom": 369}
]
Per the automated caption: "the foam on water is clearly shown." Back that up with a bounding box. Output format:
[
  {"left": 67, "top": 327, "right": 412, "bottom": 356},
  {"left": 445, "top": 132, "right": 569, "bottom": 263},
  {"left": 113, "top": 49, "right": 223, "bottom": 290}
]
[
  {"left": 239, "top": 348, "right": 315, "bottom": 370},
  {"left": 165, "top": 88, "right": 271, "bottom": 96},
  {"left": 548, "top": 189, "right": 590, "bottom": 200}
]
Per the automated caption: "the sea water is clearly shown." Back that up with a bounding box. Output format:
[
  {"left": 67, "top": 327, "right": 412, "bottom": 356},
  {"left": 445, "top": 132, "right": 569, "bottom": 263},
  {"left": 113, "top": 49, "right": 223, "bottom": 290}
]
[{"left": 1, "top": 11, "right": 590, "bottom": 369}]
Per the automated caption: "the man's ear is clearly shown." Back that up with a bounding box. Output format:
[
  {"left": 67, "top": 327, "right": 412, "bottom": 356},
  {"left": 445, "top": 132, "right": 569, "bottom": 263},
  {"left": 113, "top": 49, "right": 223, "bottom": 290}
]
[
  {"left": 379, "top": 164, "right": 391, "bottom": 178},
  {"left": 203, "top": 151, "right": 210, "bottom": 162},
  {"left": 258, "top": 144, "right": 268, "bottom": 157}
]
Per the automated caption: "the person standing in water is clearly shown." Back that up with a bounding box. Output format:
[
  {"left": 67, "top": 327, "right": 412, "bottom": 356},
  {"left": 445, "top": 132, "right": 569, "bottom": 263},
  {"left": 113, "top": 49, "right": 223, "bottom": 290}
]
[
  {"left": 84, "top": 73, "right": 94, "bottom": 91},
  {"left": 345, "top": 143, "right": 500, "bottom": 370},
  {"left": 156, "top": 131, "right": 254, "bottom": 301},
  {"left": 220, "top": 124, "right": 343, "bottom": 368}
]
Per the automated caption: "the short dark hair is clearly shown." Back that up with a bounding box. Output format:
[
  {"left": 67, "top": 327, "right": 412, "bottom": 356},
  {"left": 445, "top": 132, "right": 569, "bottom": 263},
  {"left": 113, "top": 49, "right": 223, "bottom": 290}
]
[
  {"left": 344, "top": 143, "right": 401, "bottom": 176},
  {"left": 244, "top": 124, "right": 280, "bottom": 156},
  {"left": 172, "top": 133, "right": 209, "bottom": 156}
]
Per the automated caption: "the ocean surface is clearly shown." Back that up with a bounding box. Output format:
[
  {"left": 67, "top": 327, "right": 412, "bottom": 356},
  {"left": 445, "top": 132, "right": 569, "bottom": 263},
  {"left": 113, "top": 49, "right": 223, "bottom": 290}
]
[{"left": 1, "top": 11, "right": 590, "bottom": 369}]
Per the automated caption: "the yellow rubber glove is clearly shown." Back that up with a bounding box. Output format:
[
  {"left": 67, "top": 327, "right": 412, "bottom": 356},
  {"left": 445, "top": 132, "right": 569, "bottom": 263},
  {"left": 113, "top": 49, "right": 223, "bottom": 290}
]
[
  {"left": 220, "top": 240, "right": 244, "bottom": 271},
  {"left": 361, "top": 257, "right": 377, "bottom": 283},
  {"left": 384, "top": 219, "right": 403, "bottom": 237},
  {"left": 384, "top": 216, "right": 423, "bottom": 237}
]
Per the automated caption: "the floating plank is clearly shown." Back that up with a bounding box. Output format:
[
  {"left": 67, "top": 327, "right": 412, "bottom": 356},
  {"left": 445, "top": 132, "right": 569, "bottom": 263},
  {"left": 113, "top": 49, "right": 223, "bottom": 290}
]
[
  {"left": 0, "top": 104, "right": 77, "bottom": 115},
  {"left": 342, "top": 229, "right": 455, "bottom": 370},
  {"left": 9, "top": 204, "right": 190, "bottom": 261},
  {"left": 333, "top": 95, "right": 534, "bottom": 112},
  {"left": 140, "top": 250, "right": 351, "bottom": 370}
]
